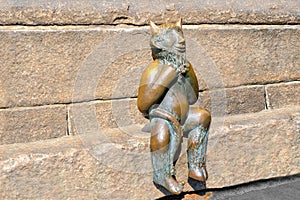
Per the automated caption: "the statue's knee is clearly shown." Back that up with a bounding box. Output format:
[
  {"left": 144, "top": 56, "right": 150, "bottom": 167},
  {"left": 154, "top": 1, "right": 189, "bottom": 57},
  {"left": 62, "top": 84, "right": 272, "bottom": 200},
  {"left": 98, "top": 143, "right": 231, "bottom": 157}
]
[
  {"left": 185, "top": 108, "right": 211, "bottom": 133},
  {"left": 198, "top": 109, "right": 211, "bottom": 129},
  {"left": 150, "top": 120, "right": 170, "bottom": 152},
  {"left": 150, "top": 131, "right": 170, "bottom": 152}
]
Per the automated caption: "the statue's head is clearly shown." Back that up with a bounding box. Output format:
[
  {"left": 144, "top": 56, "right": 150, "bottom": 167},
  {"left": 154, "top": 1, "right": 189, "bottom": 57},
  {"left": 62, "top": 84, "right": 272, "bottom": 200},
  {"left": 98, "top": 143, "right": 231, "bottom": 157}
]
[{"left": 150, "top": 19, "right": 186, "bottom": 60}]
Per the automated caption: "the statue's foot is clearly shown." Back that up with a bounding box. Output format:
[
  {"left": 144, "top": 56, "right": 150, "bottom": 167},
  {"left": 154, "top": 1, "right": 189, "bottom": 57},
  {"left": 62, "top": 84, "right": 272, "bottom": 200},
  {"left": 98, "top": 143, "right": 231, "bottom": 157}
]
[
  {"left": 154, "top": 175, "right": 184, "bottom": 195},
  {"left": 188, "top": 166, "right": 208, "bottom": 181}
]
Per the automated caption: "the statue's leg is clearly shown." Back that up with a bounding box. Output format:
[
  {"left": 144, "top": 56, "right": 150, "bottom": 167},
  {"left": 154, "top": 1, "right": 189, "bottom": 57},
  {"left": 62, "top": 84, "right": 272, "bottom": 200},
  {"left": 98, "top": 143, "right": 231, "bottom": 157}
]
[
  {"left": 150, "top": 117, "right": 184, "bottom": 195},
  {"left": 183, "top": 107, "right": 211, "bottom": 181},
  {"left": 168, "top": 119, "right": 182, "bottom": 177}
]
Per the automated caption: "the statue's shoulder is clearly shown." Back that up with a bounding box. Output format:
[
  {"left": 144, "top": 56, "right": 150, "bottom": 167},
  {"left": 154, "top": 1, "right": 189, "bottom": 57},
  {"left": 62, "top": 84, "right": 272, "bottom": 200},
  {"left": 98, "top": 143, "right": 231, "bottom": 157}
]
[
  {"left": 142, "top": 60, "right": 160, "bottom": 77},
  {"left": 147, "top": 59, "right": 160, "bottom": 69},
  {"left": 139, "top": 60, "right": 160, "bottom": 85}
]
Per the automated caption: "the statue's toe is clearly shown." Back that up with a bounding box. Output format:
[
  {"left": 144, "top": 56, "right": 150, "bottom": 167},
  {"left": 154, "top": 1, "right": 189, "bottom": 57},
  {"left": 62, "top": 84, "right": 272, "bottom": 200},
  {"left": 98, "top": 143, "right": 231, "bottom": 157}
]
[
  {"left": 188, "top": 166, "right": 208, "bottom": 181},
  {"left": 154, "top": 175, "right": 184, "bottom": 195},
  {"left": 169, "top": 181, "right": 184, "bottom": 195}
]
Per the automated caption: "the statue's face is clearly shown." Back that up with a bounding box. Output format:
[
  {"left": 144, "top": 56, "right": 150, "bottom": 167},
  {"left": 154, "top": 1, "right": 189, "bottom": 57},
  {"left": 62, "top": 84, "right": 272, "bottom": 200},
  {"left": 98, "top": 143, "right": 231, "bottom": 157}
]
[{"left": 150, "top": 20, "right": 186, "bottom": 54}]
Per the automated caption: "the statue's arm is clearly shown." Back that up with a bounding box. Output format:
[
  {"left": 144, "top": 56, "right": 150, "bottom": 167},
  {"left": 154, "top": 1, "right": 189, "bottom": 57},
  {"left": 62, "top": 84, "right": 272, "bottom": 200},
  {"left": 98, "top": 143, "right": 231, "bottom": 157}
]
[
  {"left": 137, "top": 60, "right": 178, "bottom": 117},
  {"left": 185, "top": 62, "right": 199, "bottom": 104}
]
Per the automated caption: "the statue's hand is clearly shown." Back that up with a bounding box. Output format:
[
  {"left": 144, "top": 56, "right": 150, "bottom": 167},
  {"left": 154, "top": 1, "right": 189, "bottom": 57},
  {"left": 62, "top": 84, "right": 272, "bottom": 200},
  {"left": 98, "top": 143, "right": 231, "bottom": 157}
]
[
  {"left": 179, "top": 66, "right": 187, "bottom": 74},
  {"left": 175, "top": 64, "right": 189, "bottom": 75}
]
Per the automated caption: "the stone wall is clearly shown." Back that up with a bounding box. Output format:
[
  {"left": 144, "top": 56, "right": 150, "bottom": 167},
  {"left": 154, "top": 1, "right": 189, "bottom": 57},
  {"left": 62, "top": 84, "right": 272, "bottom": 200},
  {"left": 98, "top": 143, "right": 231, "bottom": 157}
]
[{"left": 0, "top": 1, "right": 299, "bottom": 199}]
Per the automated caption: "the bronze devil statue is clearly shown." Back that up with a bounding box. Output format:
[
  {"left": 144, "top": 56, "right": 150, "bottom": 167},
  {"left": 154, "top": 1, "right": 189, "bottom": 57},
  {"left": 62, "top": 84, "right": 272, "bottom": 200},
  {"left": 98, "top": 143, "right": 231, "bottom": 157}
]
[{"left": 137, "top": 19, "right": 211, "bottom": 194}]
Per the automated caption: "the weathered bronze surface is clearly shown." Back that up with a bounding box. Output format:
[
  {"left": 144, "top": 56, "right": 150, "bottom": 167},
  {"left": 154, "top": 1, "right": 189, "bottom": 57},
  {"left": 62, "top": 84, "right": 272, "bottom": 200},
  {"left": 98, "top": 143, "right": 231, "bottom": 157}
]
[{"left": 137, "top": 19, "right": 211, "bottom": 195}]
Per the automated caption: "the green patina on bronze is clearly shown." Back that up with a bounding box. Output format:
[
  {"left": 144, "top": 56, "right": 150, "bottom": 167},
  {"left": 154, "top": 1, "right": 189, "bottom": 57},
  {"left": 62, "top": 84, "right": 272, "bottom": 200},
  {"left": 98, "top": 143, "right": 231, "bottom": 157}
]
[{"left": 137, "top": 19, "right": 211, "bottom": 195}]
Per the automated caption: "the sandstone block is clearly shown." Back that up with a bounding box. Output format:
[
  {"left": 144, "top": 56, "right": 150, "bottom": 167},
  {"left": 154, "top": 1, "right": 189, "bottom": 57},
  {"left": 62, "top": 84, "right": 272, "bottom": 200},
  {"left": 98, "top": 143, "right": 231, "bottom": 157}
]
[
  {"left": 205, "top": 107, "right": 300, "bottom": 187},
  {"left": 185, "top": 25, "right": 300, "bottom": 89},
  {"left": 197, "top": 85, "right": 266, "bottom": 116},
  {"left": 266, "top": 81, "right": 300, "bottom": 109},
  {"left": 70, "top": 84, "right": 266, "bottom": 136},
  {"left": 0, "top": 0, "right": 298, "bottom": 25},
  {"left": 68, "top": 99, "right": 148, "bottom": 135},
  {"left": 0, "top": 136, "right": 161, "bottom": 200},
  {"left": 0, "top": 25, "right": 299, "bottom": 107},
  {"left": 0, "top": 105, "right": 67, "bottom": 145},
  {"left": 0, "top": 27, "right": 114, "bottom": 108},
  {"left": 0, "top": 107, "right": 299, "bottom": 199},
  {"left": 0, "top": 26, "right": 150, "bottom": 108}
]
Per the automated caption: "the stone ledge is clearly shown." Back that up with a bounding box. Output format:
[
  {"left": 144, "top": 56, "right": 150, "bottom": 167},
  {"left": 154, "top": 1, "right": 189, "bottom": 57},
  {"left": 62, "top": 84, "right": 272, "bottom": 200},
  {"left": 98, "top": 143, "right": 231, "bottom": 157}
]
[
  {"left": 266, "top": 81, "right": 300, "bottom": 109},
  {"left": 1, "top": 106, "right": 299, "bottom": 199},
  {"left": 0, "top": 0, "right": 299, "bottom": 25},
  {"left": 0, "top": 25, "right": 299, "bottom": 108},
  {"left": 0, "top": 105, "right": 67, "bottom": 145}
]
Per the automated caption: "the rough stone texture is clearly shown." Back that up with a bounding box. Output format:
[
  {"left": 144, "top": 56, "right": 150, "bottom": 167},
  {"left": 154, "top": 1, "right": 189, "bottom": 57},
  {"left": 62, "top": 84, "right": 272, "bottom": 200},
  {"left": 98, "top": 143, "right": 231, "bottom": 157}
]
[
  {"left": 70, "top": 84, "right": 265, "bottom": 135},
  {"left": 266, "top": 81, "right": 300, "bottom": 109},
  {"left": 0, "top": 105, "right": 67, "bottom": 145},
  {"left": 0, "top": 83, "right": 267, "bottom": 145},
  {"left": 0, "top": 107, "right": 299, "bottom": 199},
  {"left": 0, "top": 135, "right": 161, "bottom": 200},
  {"left": 0, "top": 1, "right": 298, "bottom": 198},
  {"left": 0, "top": 25, "right": 299, "bottom": 108},
  {"left": 197, "top": 85, "right": 266, "bottom": 116},
  {"left": 68, "top": 99, "right": 148, "bottom": 135},
  {"left": 0, "top": 26, "right": 114, "bottom": 108},
  {"left": 95, "top": 48, "right": 151, "bottom": 100},
  {"left": 205, "top": 106, "right": 300, "bottom": 188},
  {"left": 0, "top": 0, "right": 299, "bottom": 25},
  {"left": 186, "top": 25, "right": 300, "bottom": 90}
]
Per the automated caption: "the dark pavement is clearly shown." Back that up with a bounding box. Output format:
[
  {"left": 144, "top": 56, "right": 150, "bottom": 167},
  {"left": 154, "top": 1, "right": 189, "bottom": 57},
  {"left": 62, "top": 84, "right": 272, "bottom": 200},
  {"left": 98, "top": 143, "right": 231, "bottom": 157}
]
[{"left": 158, "top": 174, "right": 300, "bottom": 200}]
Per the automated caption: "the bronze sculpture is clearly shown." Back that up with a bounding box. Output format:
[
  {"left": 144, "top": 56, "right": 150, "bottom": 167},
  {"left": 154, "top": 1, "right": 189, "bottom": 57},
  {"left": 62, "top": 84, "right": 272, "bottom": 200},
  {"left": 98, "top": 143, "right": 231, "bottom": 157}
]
[{"left": 137, "top": 19, "right": 211, "bottom": 195}]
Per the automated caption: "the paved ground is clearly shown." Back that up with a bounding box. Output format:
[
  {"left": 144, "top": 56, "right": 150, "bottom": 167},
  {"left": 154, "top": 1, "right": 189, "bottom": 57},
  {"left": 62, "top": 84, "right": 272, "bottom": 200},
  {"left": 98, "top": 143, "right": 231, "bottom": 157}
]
[{"left": 158, "top": 174, "right": 300, "bottom": 200}]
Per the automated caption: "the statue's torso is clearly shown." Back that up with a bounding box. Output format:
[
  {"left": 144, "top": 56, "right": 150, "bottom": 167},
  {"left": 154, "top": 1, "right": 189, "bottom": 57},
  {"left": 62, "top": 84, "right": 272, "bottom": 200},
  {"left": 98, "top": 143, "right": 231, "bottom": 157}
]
[{"left": 158, "top": 74, "right": 193, "bottom": 124}]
